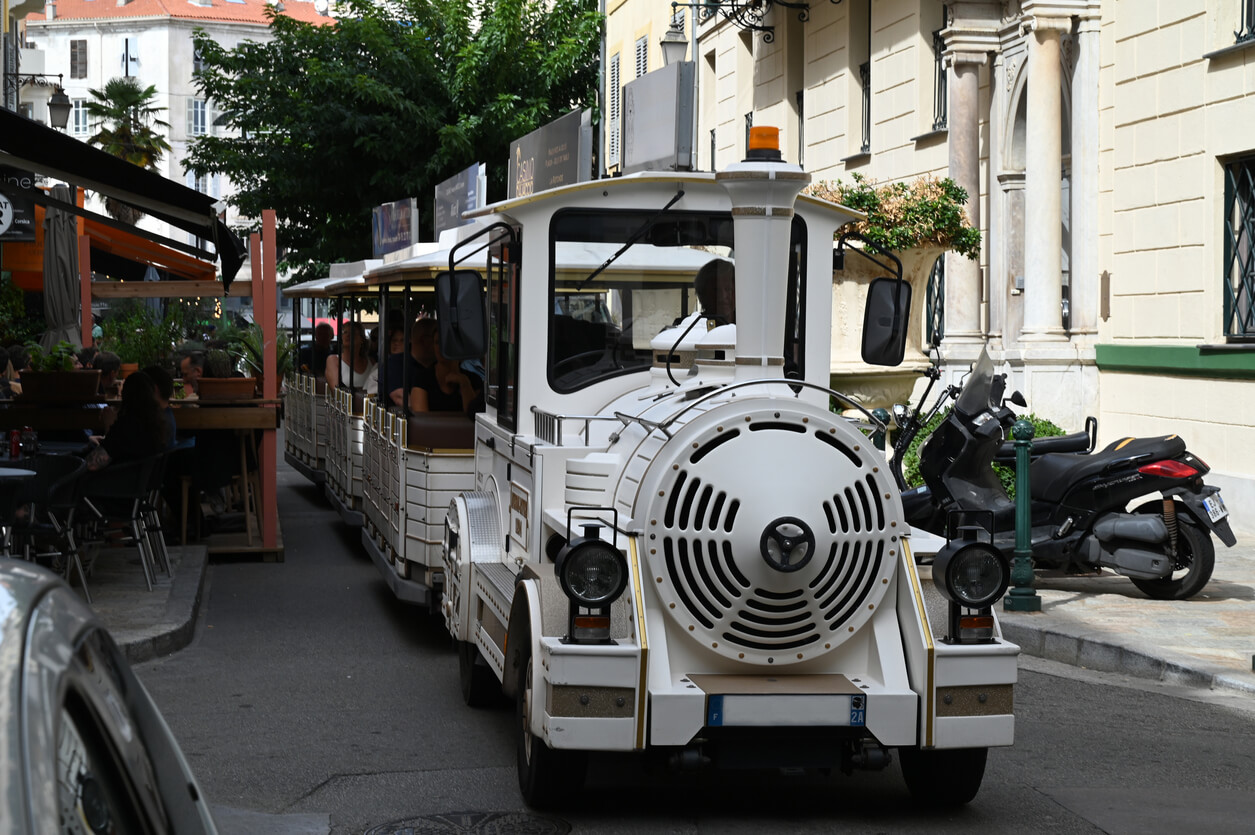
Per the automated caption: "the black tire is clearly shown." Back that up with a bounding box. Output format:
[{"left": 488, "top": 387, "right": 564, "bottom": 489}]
[
  {"left": 899, "top": 746, "right": 988, "bottom": 806},
  {"left": 458, "top": 640, "right": 500, "bottom": 708},
  {"left": 516, "top": 635, "right": 586, "bottom": 809},
  {"left": 1129, "top": 501, "right": 1216, "bottom": 600}
]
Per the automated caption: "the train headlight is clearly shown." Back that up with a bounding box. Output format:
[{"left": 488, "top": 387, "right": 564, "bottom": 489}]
[
  {"left": 557, "top": 531, "right": 628, "bottom": 608},
  {"left": 933, "top": 539, "right": 1009, "bottom": 610}
]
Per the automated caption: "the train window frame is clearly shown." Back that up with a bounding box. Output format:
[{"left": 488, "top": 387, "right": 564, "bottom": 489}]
[
  {"left": 486, "top": 241, "right": 521, "bottom": 431},
  {"left": 546, "top": 209, "right": 807, "bottom": 393}
]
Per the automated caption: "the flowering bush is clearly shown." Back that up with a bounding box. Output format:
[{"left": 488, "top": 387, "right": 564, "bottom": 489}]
[{"left": 805, "top": 173, "right": 981, "bottom": 260}]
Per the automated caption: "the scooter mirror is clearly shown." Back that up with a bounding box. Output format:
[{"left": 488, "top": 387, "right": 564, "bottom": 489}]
[
  {"left": 1011, "top": 390, "right": 1027, "bottom": 408},
  {"left": 891, "top": 403, "right": 910, "bottom": 428}
]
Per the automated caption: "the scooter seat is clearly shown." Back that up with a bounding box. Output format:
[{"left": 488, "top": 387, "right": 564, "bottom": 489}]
[{"left": 1029, "top": 435, "right": 1188, "bottom": 504}]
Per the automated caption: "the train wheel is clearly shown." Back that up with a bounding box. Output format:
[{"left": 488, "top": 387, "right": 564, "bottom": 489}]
[
  {"left": 899, "top": 746, "right": 987, "bottom": 806},
  {"left": 516, "top": 634, "right": 586, "bottom": 808},
  {"left": 458, "top": 639, "right": 500, "bottom": 707}
]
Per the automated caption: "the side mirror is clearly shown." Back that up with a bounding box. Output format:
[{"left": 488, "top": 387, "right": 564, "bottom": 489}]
[
  {"left": 861, "top": 277, "right": 911, "bottom": 367},
  {"left": 1010, "top": 391, "right": 1027, "bottom": 408},
  {"left": 435, "top": 270, "right": 487, "bottom": 360}
]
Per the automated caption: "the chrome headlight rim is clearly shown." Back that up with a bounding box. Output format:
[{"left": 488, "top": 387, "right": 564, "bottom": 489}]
[
  {"left": 557, "top": 538, "right": 629, "bottom": 608},
  {"left": 933, "top": 540, "right": 1010, "bottom": 609}
]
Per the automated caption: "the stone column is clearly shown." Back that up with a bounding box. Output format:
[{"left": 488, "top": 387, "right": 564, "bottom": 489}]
[
  {"left": 940, "top": 2, "right": 1002, "bottom": 355},
  {"left": 1069, "top": 15, "right": 1100, "bottom": 336},
  {"left": 944, "top": 55, "right": 986, "bottom": 342},
  {"left": 1021, "top": 15, "right": 1071, "bottom": 341}
]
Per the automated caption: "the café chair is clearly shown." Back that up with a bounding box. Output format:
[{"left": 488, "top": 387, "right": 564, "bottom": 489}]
[
  {"left": 7, "top": 455, "right": 91, "bottom": 600},
  {"left": 78, "top": 453, "right": 163, "bottom": 592}
]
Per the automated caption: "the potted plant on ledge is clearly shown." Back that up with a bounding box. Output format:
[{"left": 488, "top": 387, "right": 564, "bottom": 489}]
[
  {"left": 805, "top": 173, "right": 981, "bottom": 406},
  {"left": 19, "top": 341, "right": 101, "bottom": 403}
]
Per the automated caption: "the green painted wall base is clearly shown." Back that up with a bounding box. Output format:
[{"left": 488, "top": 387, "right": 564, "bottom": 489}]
[{"left": 1096, "top": 344, "right": 1255, "bottom": 379}]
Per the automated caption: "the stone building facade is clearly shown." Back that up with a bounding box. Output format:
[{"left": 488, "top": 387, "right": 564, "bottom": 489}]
[{"left": 607, "top": 0, "right": 1255, "bottom": 511}]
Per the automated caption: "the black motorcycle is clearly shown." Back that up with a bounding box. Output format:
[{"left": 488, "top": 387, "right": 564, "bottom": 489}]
[{"left": 891, "top": 349, "right": 1236, "bottom": 600}]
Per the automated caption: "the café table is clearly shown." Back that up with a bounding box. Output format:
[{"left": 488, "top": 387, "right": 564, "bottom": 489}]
[{"left": 0, "top": 468, "right": 36, "bottom": 557}]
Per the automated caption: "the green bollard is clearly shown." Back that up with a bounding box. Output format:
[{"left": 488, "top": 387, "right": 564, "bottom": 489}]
[
  {"left": 1003, "top": 418, "right": 1042, "bottom": 612},
  {"left": 871, "top": 407, "right": 890, "bottom": 451}
]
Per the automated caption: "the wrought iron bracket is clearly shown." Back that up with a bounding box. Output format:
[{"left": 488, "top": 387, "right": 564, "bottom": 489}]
[{"left": 671, "top": 0, "right": 842, "bottom": 43}]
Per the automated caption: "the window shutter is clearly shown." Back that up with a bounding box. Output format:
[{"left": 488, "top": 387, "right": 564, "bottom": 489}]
[
  {"left": 607, "top": 54, "right": 620, "bottom": 168},
  {"left": 70, "top": 40, "right": 87, "bottom": 79},
  {"left": 635, "top": 36, "right": 648, "bottom": 79}
]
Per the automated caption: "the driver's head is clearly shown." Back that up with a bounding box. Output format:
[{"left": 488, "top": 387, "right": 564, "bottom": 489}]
[
  {"left": 695, "top": 258, "right": 735, "bottom": 323},
  {"left": 410, "top": 318, "right": 438, "bottom": 366}
]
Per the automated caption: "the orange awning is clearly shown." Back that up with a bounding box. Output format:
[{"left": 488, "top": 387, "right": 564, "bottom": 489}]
[{"left": 83, "top": 217, "right": 217, "bottom": 283}]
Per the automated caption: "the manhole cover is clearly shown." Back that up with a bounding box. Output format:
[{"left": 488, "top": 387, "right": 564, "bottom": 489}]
[{"left": 365, "top": 812, "right": 570, "bottom": 835}]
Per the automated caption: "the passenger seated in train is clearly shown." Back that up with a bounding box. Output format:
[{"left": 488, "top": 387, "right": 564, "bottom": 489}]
[
  {"left": 409, "top": 333, "right": 483, "bottom": 416},
  {"left": 387, "top": 318, "right": 438, "bottom": 408},
  {"left": 325, "top": 321, "right": 378, "bottom": 392},
  {"left": 694, "top": 257, "right": 735, "bottom": 324}
]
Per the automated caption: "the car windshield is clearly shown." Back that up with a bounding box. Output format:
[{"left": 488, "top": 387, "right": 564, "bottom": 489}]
[
  {"left": 953, "top": 347, "right": 997, "bottom": 417},
  {"left": 548, "top": 209, "right": 734, "bottom": 392}
]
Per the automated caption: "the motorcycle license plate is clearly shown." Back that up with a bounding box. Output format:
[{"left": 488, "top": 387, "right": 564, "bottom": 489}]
[{"left": 1203, "top": 493, "right": 1228, "bottom": 524}]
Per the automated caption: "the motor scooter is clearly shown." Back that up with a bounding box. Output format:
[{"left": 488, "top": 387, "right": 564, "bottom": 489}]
[{"left": 891, "top": 348, "right": 1236, "bottom": 600}]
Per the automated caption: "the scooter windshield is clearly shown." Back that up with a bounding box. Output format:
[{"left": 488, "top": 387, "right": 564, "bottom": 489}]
[{"left": 954, "top": 348, "right": 997, "bottom": 417}]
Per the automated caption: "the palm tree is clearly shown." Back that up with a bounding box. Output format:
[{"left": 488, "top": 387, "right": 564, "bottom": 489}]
[{"left": 84, "top": 77, "right": 173, "bottom": 223}]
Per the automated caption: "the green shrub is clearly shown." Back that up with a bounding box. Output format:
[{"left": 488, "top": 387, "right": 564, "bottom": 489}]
[{"left": 899, "top": 409, "right": 1067, "bottom": 499}]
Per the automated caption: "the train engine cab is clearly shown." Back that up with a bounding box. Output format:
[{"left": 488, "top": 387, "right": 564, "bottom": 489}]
[{"left": 439, "top": 131, "right": 1018, "bottom": 807}]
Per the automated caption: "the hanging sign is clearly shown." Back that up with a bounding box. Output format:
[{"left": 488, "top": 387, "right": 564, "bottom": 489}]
[{"left": 0, "top": 166, "right": 38, "bottom": 242}]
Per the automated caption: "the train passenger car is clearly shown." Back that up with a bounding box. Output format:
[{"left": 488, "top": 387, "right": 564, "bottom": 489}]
[
  {"left": 358, "top": 245, "right": 481, "bottom": 605},
  {"left": 431, "top": 131, "right": 1019, "bottom": 807},
  {"left": 283, "top": 276, "right": 344, "bottom": 485},
  {"left": 320, "top": 268, "right": 378, "bottom": 526}
]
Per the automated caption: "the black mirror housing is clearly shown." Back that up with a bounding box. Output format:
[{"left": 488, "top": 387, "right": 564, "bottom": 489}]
[
  {"left": 435, "top": 269, "right": 487, "bottom": 360},
  {"left": 861, "top": 277, "right": 911, "bottom": 367}
]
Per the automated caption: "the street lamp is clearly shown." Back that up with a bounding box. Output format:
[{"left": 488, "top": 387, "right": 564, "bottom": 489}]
[
  {"left": 3, "top": 72, "right": 71, "bottom": 129},
  {"left": 47, "top": 86, "right": 72, "bottom": 130},
  {"left": 660, "top": 21, "right": 689, "bottom": 66}
]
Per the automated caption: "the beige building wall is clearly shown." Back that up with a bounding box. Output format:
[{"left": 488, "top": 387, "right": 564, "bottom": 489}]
[{"left": 1096, "top": 0, "right": 1255, "bottom": 515}]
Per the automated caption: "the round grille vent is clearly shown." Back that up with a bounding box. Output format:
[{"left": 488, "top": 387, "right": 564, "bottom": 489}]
[{"left": 641, "top": 403, "right": 902, "bottom": 665}]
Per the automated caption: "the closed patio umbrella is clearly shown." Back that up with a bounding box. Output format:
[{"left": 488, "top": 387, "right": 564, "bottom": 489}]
[{"left": 40, "top": 183, "right": 81, "bottom": 351}]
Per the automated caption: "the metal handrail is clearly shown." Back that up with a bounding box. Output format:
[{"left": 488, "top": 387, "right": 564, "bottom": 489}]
[{"left": 531, "top": 406, "right": 624, "bottom": 446}]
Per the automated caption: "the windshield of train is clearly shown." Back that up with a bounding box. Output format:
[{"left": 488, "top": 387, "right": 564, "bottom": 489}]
[{"left": 548, "top": 208, "right": 737, "bottom": 392}]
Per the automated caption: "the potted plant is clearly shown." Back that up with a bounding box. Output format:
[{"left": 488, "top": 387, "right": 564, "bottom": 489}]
[
  {"left": 223, "top": 320, "right": 294, "bottom": 396},
  {"left": 101, "top": 303, "right": 181, "bottom": 372},
  {"left": 198, "top": 348, "right": 257, "bottom": 400},
  {"left": 19, "top": 341, "right": 101, "bottom": 402},
  {"left": 804, "top": 173, "right": 981, "bottom": 405}
]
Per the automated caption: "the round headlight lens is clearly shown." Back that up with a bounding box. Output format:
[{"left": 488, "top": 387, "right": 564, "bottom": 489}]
[
  {"left": 559, "top": 541, "right": 628, "bottom": 607},
  {"left": 934, "top": 541, "right": 1009, "bottom": 609}
]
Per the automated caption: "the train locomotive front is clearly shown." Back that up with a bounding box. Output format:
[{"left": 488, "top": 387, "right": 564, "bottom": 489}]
[{"left": 439, "top": 131, "right": 1018, "bottom": 808}]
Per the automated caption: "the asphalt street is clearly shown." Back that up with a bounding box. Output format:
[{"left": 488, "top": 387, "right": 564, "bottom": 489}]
[{"left": 130, "top": 464, "right": 1255, "bottom": 835}]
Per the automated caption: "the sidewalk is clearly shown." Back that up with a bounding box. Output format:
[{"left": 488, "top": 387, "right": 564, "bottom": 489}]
[{"left": 92, "top": 464, "right": 1255, "bottom": 696}]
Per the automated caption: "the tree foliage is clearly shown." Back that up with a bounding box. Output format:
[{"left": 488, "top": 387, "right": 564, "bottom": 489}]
[
  {"left": 186, "top": 0, "right": 601, "bottom": 281},
  {"left": 85, "top": 77, "right": 174, "bottom": 223}
]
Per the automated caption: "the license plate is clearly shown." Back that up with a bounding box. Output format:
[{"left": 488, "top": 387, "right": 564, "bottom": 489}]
[{"left": 1203, "top": 493, "right": 1228, "bottom": 524}]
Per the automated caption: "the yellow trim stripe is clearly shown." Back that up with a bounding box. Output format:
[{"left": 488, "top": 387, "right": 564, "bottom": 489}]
[
  {"left": 629, "top": 537, "right": 649, "bottom": 750},
  {"left": 1115, "top": 437, "right": 1135, "bottom": 450},
  {"left": 901, "top": 541, "right": 935, "bottom": 747}
]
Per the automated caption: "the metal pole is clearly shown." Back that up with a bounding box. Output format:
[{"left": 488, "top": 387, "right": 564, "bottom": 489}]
[
  {"left": 1004, "top": 418, "right": 1042, "bottom": 612},
  {"left": 871, "top": 407, "right": 889, "bottom": 451}
]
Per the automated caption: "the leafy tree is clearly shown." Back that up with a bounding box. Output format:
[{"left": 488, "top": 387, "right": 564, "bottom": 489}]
[
  {"left": 186, "top": 0, "right": 601, "bottom": 281},
  {"left": 84, "top": 77, "right": 174, "bottom": 223}
]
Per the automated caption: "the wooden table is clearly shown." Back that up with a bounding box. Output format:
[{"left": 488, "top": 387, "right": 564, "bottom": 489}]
[{"left": 172, "top": 398, "right": 283, "bottom": 559}]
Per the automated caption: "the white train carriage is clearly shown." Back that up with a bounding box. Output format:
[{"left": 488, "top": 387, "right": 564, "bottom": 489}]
[
  {"left": 320, "top": 271, "right": 376, "bottom": 526},
  {"left": 282, "top": 275, "right": 345, "bottom": 484},
  {"left": 434, "top": 131, "right": 1018, "bottom": 808}
]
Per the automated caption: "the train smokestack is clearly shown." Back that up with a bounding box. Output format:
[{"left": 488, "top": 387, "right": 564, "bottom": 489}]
[{"left": 715, "top": 127, "right": 810, "bottom": 382}]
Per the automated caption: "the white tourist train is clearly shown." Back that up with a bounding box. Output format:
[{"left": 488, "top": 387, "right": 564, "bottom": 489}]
[{"left": 282, "top": 129, "right": 1018, "bottom": 808}]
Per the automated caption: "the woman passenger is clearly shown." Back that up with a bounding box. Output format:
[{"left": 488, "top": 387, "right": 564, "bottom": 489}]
[
  {"left": 85, "top": 372, "right": 169, "bottom": 471},
  {"left": 324, "top": 321, "right": 378, "bottom": 392}
]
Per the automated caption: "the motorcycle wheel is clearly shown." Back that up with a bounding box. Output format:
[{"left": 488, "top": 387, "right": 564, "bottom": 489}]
[
  {"left": 898, "top": 745, "right": 987, "bottom": 806},
  {"left": 1129, "top": 501, "right": 1215, "bottom": 600}
]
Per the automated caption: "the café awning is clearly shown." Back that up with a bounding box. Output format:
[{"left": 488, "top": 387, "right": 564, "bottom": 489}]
[{"left": 0, "top": 107, "right": 246, "bottom": 291}]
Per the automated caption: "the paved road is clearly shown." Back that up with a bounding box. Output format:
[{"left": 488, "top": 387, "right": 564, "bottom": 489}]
[{"left": 135, "top": 471, "right": 1255, "bottom": 834}]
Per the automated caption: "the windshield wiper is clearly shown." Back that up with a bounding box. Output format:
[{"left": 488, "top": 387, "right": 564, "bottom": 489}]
[{"left": 577, "top": 189, "right": 685, "bottom": 289}]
